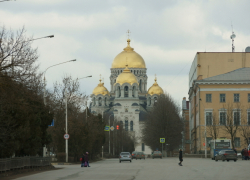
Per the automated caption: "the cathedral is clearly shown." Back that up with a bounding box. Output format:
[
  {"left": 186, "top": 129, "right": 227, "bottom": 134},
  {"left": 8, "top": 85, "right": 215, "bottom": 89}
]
[{"left": 90, "top": 38, "right": 164, "bottom": 154}]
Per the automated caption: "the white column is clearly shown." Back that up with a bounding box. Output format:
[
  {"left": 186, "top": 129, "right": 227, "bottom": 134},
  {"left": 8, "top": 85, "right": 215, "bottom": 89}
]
[{"left": 129, "top": 87, "right": 132, "bottom": 97}]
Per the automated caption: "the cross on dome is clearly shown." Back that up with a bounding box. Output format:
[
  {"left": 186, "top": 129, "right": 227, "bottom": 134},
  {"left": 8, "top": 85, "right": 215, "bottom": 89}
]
[{"left": 126, "top": 30, "right": 131, "bottom": 39}]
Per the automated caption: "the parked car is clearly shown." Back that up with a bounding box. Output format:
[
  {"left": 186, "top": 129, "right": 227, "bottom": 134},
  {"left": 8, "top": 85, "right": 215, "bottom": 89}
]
[
  {"left": 152, "top": 151, "right": 162, "bottom": 159},
  {"left": 131, "top": 151, "right": 137, "bottom": 159},
  {"left": 135, "top": 152, "right": 146, "bottom": 160},
  {"left": 215, "top": 150, "right": 237, "bottom": 162},
  {"left": 119, "top": 152, "right": 132, "bottom": 163}
]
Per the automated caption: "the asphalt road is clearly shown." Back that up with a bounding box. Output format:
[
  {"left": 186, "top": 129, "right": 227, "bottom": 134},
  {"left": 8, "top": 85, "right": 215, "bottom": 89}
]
[{"left": 16, "top": 158, "right": 249, "bottom": 180}]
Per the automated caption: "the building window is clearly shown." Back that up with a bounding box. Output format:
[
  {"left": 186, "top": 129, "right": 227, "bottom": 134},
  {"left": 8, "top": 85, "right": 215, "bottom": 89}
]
[
  {"left": 234, "top": 137, "right": 240, "bottom": 147},
  {"left": 125, "top": 120, "right": 128, "bottom": 131},
  {"left": 124, "top": 86, "right": 129, "bottom": 97},
  {"left": 248, "top": 94, "right": 250, "bottom": 102},
  {"left": 130, "top": 121, "right": 133, "bottom": 131},
  {"left": 206, "top": 137, "right": 212, "bottom": 147},
  {"left": 234, "top": 94, "right": 240, "bottom": 102},
  {"left": 248, "top": 112, "right": 250, "bottom": 125},
  {"left": 220, "top": 112, "right": 226, "bottom": 125},
  {"left": 234, "top": 112, "right": 240, "bottom": 125},
  {"left": 120, "top": 121, "right": 123, "bottom": 127},
  {"left": 98, "top": 97, "right": 102, "bottom": 106},
  {"left": 206, "top": 112, "right": 212, "bottom": 125},
  {"left": 142, "top": 143, "right": 145, "bottom": 151},
  {"left": 220, "top": 94, "right": 226, "bottom": 103},
  {"left": 206, "top": 94, "right": 212, "bottom": 102}
]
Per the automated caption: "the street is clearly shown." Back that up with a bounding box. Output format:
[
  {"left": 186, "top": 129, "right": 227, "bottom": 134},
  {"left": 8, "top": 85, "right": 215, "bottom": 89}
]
[{"left": 16, "top": 158, "right": 249, "bottom": 180}]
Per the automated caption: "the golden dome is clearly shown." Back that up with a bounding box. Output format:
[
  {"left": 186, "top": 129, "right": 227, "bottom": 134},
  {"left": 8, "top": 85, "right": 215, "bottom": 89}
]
[
  {"left": 111, "top": 39, "right": 146, "bottom": 69},
  {"left": 148, "top": 77, "right": 164, "bottom": 95},
  {"left": 116, "top": 65, "right": 139, "bottom": 85},
  {"left": 92, "top": 79, "right": 109, "bottom": 96}
]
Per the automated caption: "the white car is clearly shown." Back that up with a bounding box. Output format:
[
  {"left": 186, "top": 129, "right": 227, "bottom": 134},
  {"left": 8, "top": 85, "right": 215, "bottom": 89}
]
[{"left": 119, "top": 152, "right": 132, "bottom": 163}]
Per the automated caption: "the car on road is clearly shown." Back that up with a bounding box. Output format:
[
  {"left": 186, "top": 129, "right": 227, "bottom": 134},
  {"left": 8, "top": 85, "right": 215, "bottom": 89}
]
[
  {"left": 135, "top": 152, "right": 145, "bottom": 160},
  {"left": 131, "top": 151, "right": 137, "bottom": 159},
  {"left": 215, "top": 150, "right": 237, "bottom": 162},
  {"left": 119, "top": 152, "right": 132, "bottom": 163},
  {"left": 152, "top": 151, "right": 162, "bottom": 159}
]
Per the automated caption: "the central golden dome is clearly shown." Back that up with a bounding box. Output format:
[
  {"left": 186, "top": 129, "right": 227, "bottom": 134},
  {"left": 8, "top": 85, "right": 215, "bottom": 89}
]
[
  {"left": 148, "top": 77, "right": 164, "bottom": 95},
  {"left": 92, "top": 79, "right": 109, "bottom": 95},
  {"left": 116, "top": 65, "right": 139, "bottom": 85},
  {"left": 111, "top": 39, "right": 146, "bottom": 69}
]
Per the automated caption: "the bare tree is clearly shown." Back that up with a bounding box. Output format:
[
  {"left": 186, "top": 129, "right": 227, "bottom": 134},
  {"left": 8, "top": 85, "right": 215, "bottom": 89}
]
[
  {"left": 207, "top": 112, "right": 220, "bottom": 140},
  {"left": 239, "top": 105, "right": 250, "bottom": 147},
  {"left": 222, "top": 103, "right": 243, "bottom": 149},
  {"left": 0, "top": 26, "right": 39, "bottom": 83}
]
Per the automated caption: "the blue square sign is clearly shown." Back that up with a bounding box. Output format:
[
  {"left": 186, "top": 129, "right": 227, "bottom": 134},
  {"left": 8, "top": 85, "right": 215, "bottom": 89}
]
[{"left": 160, "top": 138, "right": 165, "bottom": 143}]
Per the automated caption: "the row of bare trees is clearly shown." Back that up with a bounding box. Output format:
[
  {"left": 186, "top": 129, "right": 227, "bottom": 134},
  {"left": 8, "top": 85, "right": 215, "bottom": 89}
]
[
  {"left": 207, "top": 103, "right": 250, "bottom": 149},
  {"left": 0, "top": 27, "right": 52, "bottom": 158},
  {"left": 0, "top": 26, "right": 108, "bottom": 160}
]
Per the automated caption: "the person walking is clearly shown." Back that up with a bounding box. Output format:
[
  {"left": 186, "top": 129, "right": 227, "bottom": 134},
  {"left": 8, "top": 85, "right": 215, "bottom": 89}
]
[
  {"left": 241, "top": 149, "right": 245, "bottom": 160},
  {"left": 85, "top": 152, "right": 90, "bottom": 167},
  {"left": 81, "top": 153, "right": 85, "bottom": 167},
  {"left": 243, "top": 148, "right": 248, "bottom": 160},
  {"left": 178, "top": 149, "right": 183, "bottom": 166}
]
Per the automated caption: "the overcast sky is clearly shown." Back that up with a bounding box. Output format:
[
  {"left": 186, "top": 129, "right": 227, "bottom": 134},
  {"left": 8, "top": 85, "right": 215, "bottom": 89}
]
[{"left": 1, "top": 0, "right": 250, "bottom": 106}]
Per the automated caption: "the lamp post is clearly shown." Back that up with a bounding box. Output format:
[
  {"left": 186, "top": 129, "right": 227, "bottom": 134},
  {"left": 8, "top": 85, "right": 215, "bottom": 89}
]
[
  {"left": 65, "top": 75, "right": 91, "bottom": 162},
  {"left": 43, "top": 59, "right": 76, "bottom": 105},
  {"left": 109, "top": 114, "right": 114, "bottom": 154}
]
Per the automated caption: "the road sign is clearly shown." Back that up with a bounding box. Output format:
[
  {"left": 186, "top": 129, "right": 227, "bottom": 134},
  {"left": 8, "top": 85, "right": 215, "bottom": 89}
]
[
  {"left": 203, "top": 142, "right": 205, "bottom": 146},
  {"left": 160, "top": 138, "right": 165, "bottom": 143},
  {"left": 104, "top": 126, "right": 110, "bottom": 131},
  {"left": 110, "top": 126, "right": 114, "bottom": 131},
  {"left": 64, "top": 134, "right": 70, "bottom": 140}
]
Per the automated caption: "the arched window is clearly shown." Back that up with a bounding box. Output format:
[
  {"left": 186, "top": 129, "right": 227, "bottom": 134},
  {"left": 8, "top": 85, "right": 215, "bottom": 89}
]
[
  {"left": 125, "top": 118, "right": 128, "bottom": 131},
  {"left": 98, "top": 97, "right": 102, "bottom": 106},
  {"left": 154, "top": 97, "right": 157, "bottom": 103},
  {"left": 93, "top": 97, "right": 96, "bottom": 106},
  {"left": 130, "top": 121, "right": 133, "bottom": 131},
  {"left": 118, "top": 86, "right": 121, "bottom": 97},
  {"left": 124, "top": 86, "right": 128, "bottom": 97}
]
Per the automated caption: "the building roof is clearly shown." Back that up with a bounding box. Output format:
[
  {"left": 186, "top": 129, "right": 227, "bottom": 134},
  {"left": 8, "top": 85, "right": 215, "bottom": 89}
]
[{"left": 196, "top": 68, "right": 250, "bottom": 83}]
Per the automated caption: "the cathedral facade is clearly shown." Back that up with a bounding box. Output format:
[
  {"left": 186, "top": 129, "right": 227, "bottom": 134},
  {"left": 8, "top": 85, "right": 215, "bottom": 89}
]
[{"left": 90, "top": 39, "right": 163, "bottom": 154}]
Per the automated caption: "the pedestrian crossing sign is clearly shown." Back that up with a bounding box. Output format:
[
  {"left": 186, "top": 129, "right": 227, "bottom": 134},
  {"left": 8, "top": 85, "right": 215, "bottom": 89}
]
[
  {"left": 104, "top": 126, "right": 110, "bottom": 131},
  {"left": 160, "top": 138, "right": 165, "bottom": 143}
]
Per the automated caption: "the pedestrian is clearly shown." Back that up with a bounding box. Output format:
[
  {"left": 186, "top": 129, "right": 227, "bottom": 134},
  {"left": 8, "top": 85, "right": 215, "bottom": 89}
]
[
  {"left": 248, "top": 149, "right": 250, "bottom": 160},
  {"left": 243, "top": 148, "right": 248, "bottom": 160},
  {"left": 178, "top": 149, "right": 183, "bottom": 166},
  {"left": 85, "top": 152, "right": 90, "bottom": 167},
  {"left": 241, "top": 149, "right": 245, "bottom": 160},
  {"left": 81, "top": 153, "right": 85, "bottom": 167}
]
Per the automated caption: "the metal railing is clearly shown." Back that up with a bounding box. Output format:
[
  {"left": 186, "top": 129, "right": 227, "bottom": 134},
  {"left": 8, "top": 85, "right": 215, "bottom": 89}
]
[{"left": 0, "top": 157, "right": 51, "bottom": 172}]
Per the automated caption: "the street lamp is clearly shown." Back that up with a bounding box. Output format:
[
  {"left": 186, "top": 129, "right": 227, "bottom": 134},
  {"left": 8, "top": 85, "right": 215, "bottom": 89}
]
[
  {"left": 43, "top": 59, "right": 76, "bottom": 105},
  {"left": 65, "top": 75, "right": 91, "bottom": 162}
]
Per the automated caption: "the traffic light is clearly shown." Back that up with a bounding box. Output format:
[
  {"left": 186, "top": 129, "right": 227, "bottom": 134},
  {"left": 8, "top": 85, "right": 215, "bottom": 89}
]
[{"left": 116, "top": 125, "right": 119, "bottom": 130}]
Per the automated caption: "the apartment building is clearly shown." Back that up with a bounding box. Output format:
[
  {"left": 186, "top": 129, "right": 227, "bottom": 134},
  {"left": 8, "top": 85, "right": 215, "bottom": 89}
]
[{"left": 188, "top": 52, "right": 250, "bottom": 153}]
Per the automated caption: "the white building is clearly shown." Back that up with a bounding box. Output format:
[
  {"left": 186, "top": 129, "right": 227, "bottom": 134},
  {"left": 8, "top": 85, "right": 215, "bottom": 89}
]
[{"left": 90, "top": 39, "right": 164, "bottom": 154}]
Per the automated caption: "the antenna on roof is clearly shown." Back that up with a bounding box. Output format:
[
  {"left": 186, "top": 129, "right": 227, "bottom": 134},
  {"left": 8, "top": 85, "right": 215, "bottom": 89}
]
[{"left": 230, "top": 21, "right": 236, "bottom": 52}]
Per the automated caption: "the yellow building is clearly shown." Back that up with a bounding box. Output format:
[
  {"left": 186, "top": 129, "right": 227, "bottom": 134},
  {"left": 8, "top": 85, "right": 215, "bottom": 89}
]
[{"left": 188, "top": 52, "right": 250, "bottom": 154}]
